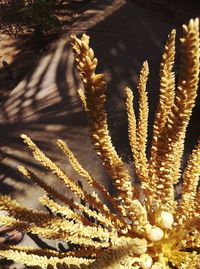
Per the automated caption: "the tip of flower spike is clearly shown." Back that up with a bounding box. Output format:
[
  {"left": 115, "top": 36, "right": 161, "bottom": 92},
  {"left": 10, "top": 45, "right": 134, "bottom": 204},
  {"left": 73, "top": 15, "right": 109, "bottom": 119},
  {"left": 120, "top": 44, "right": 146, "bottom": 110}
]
[
  {"left": 21, "top": 134, "right": 27, "bottom": 139},
  {"left": 21, "top": 134, "right": 31, "bottom": 143},
  {"left": 81, "top": 33, "right": 90, "bottom": 42},
  {"left": 171, "top": 29, "right": 176, "bottom": 34},
  {"left": 18, "top": 166, "right": 30, "bottom": 179},
  {"left": 189, "top": 17, "right": 199, "bottom": 27}
]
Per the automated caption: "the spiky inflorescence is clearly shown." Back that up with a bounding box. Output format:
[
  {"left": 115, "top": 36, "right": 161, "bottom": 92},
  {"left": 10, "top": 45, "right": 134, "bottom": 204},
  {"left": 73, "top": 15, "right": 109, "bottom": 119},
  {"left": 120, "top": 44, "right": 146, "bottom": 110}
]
[{"left": 0, "top": 18, "right": 200, "bottom": 269}]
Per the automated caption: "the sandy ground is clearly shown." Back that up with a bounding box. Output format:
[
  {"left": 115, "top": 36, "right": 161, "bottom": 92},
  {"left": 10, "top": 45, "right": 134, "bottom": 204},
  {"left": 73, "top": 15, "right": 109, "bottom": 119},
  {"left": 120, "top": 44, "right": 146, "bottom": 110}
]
[{"left": 0, "top": 0, "right": 93, "bottom": 101}]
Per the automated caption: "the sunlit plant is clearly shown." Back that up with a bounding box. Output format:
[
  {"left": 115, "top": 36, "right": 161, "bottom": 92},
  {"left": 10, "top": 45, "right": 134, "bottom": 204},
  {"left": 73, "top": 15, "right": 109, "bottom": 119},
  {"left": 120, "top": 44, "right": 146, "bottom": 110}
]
[{"left": 0, "top": 18, "right": 199, "bottom": 269}]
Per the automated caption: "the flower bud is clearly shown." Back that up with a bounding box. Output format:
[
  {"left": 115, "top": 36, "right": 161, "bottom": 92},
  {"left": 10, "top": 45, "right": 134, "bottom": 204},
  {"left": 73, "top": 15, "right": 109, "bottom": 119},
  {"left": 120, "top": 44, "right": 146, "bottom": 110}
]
[
  {"left": 157, "top": 211, "right": 174, "bottom": 229},
  {"left": 140, "top": 254, "right": 153, "bottom": 269},
  {"left": 147, "top": 226, "right": 164, "bottom": 241}
]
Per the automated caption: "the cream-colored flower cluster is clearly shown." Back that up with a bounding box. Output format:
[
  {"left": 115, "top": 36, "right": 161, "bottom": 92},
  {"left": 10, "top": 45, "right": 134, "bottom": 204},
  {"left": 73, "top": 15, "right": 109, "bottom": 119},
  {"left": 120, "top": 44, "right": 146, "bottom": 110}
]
[{"left": 0, "top": 18, "right": 199, "bottom": 269}]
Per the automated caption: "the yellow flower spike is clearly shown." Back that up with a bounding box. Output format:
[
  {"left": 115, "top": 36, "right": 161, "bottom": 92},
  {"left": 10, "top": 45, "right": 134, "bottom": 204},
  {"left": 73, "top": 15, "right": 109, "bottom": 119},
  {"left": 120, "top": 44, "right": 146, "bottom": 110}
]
[
  {"left": 71, "top": 33, "right": 139, "bottom": 220},
  {"left": 136, "top": 61, "right": 149, "bottom": 187},
  {"left": 78, "top": 88, "right": 89, "bottom": 112},
  {"left": 176, "top": 140, "right": 200, "bottom": 225},
  {"left": 152, "top": 18, "right": 200, "bottom": 212}
]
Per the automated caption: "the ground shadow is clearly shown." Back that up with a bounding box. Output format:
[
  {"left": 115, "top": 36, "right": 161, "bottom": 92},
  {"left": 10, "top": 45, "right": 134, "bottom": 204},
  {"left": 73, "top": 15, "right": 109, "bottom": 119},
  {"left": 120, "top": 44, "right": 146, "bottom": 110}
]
[{"left": 0, "top": 0, "right": 93, "bottom": 101}]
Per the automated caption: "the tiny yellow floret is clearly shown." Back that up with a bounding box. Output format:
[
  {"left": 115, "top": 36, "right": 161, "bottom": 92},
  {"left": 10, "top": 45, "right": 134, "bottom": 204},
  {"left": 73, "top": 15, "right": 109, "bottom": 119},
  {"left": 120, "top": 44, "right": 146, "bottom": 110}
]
[{"left": 151, "top": 263, "right": 162, "bottom": 269}]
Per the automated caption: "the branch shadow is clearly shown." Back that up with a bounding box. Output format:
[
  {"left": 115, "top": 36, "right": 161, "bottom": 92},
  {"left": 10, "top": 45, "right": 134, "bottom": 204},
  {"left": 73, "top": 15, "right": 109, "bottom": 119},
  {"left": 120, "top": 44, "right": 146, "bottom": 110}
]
[
  {"left": 0, "top": 0, "right": 124, "bottom": 197},
  {"left": 0, "top": 0, "right": 93, "bottom": 100}
]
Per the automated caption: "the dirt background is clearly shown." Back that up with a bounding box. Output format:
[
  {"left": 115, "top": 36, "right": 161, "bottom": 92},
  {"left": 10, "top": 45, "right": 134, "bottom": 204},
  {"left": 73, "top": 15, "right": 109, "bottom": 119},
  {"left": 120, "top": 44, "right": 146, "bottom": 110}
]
[{"left": 0, "top": 0, "right": 93, "bottom": 101}]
